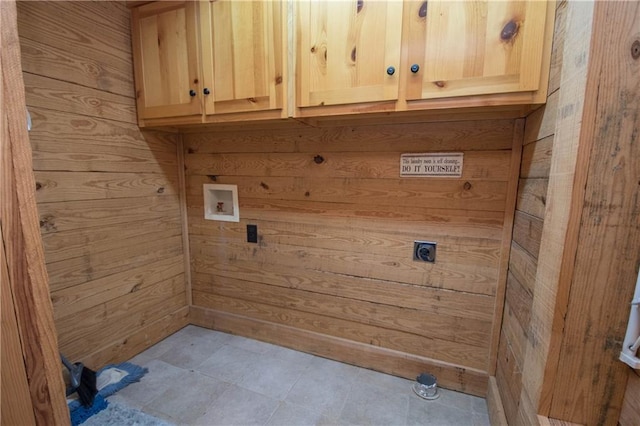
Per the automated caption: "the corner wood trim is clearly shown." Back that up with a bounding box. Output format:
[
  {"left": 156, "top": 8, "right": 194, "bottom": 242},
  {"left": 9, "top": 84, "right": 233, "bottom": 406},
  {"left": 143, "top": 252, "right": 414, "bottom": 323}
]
[
  {"left": 189, "top": 306, "right": 489, "bottom": 397},
  {"left": 176, "top": 136, "right": 192, "bottom": 305},
  {"left": 1, "top": 1, "right": 70, "bottom": 423},
  {"left": 488, "top": 118, "right": 525, "bottom": 375}
]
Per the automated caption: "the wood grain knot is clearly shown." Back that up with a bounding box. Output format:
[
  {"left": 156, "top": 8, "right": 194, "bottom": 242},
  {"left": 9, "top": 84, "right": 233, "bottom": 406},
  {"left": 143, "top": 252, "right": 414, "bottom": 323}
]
[
  {"left": 313, "top": 155, "right": 325, "bottom": 164},
  {"left": 310, "top": 46, "right": 316, "bottom": 53},
  {"left": 357, "top": 0, "right": 363, "bottom": 13},
  {"left": 351, "top": 47, "right": 357, "bottom": 62},
  {"left": 433, "top": 81, "right": 446, "bottom": 88},
  {"left": 463, "top": 181, "right": 472, "bottom": 190},
  {"left": 207, "top": 175, "right": 217, "bottom": 182},
  {"left": 157, "top": 187, "right": 165, "bottom": 194},
  {"left": 193, "top": 78, "right": 199, "bottom": 84},
  {"left": 500, "top": 20, "right": 520, "bottom": 41},
  {"left": 260, "top": 182, "right": 270, "bottom": 190},
  {"left": 418, "top": 1, "right": 428, "bottom": 18},
  {"left": 304, "top": 191, "right": 310, "bottom": 197},
  {"left": 187, "top": 148, "right": 195, "bottom": 154},
  {"left": 632, "top": 40, "right": 640, "bottom": 60},
  {"left": 39, "top": 215, "right": 56, "bottom": 231},
  {"left": 35, "top": 182, "right": 42, "bottom": 190},
  {"left": 275, "top": 76, "right": 283, "bottom": 84}
]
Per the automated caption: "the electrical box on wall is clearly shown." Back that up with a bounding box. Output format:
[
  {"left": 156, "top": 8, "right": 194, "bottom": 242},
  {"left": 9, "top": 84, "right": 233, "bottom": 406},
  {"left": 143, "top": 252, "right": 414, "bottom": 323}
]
[{"left": 203, "top": 184, "right": 239, "bottom": 222}]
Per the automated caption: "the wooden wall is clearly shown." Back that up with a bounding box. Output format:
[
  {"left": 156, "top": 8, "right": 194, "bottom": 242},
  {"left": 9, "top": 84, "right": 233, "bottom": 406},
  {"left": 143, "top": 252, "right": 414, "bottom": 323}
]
[
  {"left": 494, "top": 1, "right": 565, "bottom": 423},
  {"left": 495, "top": 1, "right": 640, "bottom": 425},
  {"left": 16, "top": 1, "right": 189, "bottom": 369},
  {"left": 2, "top": 1, "right": 69, "bottom": 422},
  {"left": 546, "top": 1, "right": 639, "bottom": 423},
  {"left": 185, "top": 119, "right": 520, "bottom": 395}
]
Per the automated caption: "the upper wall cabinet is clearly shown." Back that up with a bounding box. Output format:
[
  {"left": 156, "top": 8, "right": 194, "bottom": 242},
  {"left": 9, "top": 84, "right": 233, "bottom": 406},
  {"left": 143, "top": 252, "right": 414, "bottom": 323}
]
[
  {"left": 199, "top": 0, "right": 284, "bottom": 118},
  {"left": 294, "top": 0, "right": 553, "bottom": 118},
  {"left": 296, "top": 0, "right": 404, "bottom": 107},
  {"left": 131, "top": 0, "right": 286, "bottom": 125},
  {"left": 131, "top": 2, "right": 202, "bottom": 120},
  {"left": 404, "top": 0, "right": 549, "bottom": 100},
  {"left": 130, "top": 0, "right": 554, "bottom": 126}
]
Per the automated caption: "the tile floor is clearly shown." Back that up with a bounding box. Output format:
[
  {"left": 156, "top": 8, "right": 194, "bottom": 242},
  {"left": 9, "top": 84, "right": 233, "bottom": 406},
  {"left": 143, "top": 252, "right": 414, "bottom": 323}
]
[{"left": 111, "top": 325, "right": 491, "bottom": 425}]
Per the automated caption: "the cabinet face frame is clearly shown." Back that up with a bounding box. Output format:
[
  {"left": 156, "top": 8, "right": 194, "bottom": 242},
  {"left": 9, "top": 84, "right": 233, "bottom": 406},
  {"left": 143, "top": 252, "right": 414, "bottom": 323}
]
[
  {"left": 295, "top": 0, "right": 404, "bottom": 108},
  {"left": 199, "top": 0, "right": 285, "bottom": 118},
  {"left": 404, "top": 0, "right": 550, "bottom": 101},
  {"left": 131, "top": 1, "right": 203, "bottom": 120}
]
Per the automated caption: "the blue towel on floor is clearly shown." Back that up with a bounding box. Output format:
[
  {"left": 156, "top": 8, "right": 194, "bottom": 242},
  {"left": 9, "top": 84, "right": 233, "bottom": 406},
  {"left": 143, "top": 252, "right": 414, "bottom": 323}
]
[
  {"left": 70, "top": 394, "right": 108, "bottom": 426},
  {"left": 68, "top": 362, "right": 148, "bottom": 425}
]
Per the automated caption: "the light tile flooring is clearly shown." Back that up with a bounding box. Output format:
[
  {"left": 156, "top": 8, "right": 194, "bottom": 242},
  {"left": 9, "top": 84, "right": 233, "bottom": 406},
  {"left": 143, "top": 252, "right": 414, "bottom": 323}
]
[{"left": 110, "top": 325, "right": 490, "bottom": 425}]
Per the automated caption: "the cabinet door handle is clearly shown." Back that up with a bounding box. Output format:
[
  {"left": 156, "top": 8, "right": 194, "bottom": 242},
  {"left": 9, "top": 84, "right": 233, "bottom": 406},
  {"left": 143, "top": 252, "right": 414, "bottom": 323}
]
[
  {"left": 386, "top": 66, "right": 396, "bottom": 76},
  {"left": 189, "top": 89, "right": 196, "bottom": 97},
  {"left": 410, "top": 64, "right": 420, "bottom": 73},
  {"left": 203, "top": 88, "right": 210, "bottom": 95}
]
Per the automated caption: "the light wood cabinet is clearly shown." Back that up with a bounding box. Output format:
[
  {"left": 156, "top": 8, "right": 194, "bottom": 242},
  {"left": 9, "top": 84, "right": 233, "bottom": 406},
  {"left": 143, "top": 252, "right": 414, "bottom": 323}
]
[
  {"left": 294, "top": 0, "right": 554, "bottom": 118},
  {"left": 404, "top": 0, "right": 549, "bottom": 100},
  {"left": 296, "top": 0, "right": 403, "bottom": 107},
  {"left": 131, "top": 0, "right": 286, "bottom": 125},
  {"left": 131, "top": 1, "right": 202, "bottom": 120},
  {"left": 199, "top": 0, "right": 284, "bottom": 117},
  {"left": 131, "top": 0, "right": 554, "bottom": 126}
]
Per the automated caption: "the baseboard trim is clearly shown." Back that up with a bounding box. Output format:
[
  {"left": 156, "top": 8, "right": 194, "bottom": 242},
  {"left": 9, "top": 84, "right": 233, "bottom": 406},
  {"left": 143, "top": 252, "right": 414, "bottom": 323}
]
[
  {"left": 189, "top": 305, "right": 488, "bottom": 396},
  {"left": 487, "top": 376, "right": 508, "bottom": 425},
  {"left": 81, "top": 306, "right": 189, "bottom": 369},
  {"left": 537, "top": 416, "right": 583, "bottom": 426}
]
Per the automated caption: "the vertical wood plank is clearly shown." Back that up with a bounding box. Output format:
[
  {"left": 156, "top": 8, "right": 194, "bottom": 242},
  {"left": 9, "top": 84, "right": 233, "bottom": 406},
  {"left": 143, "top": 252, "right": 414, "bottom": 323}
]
[
  {"left": 1, "top": 111, "right": 37, "bottom": 426},
  {"left": 177, "top": 135, "right": 192, "bottom": 305},
  {"left": 548, "top": 2, "right": 640, "bottom": 424},
  {"left": 1, "top": 0, "right": 70, "bottom": 423}
]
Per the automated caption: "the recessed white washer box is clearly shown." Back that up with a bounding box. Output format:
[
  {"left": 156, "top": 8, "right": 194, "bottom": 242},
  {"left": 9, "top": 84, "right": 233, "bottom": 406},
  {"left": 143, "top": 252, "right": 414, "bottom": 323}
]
[{"left": 203, "top": 184, "right": 239, "bottom": 222}]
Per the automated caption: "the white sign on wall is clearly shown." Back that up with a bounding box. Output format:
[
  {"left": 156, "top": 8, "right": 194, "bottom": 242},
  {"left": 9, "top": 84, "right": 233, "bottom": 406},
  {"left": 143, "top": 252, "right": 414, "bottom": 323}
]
[{"left": 400, "top": 153, "right": 463, "bottom": 178}]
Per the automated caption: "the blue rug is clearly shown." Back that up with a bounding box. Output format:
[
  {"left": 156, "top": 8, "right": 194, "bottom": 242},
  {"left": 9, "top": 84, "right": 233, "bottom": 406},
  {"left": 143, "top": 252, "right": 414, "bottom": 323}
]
[
  {"left": 69, "top": 362, "right": 148, "bottom": 426},
  {"left": 81, "top": 401, "right": 173, "bottom": 426}
]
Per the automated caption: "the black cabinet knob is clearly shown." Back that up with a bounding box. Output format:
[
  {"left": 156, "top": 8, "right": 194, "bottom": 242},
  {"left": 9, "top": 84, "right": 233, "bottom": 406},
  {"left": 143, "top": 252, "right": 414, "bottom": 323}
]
[
  {"left": 386, "top": 66, "right": 396, "bottom": 76},
  {"left": 189, "top": 89, "right": 196, "bottom": 97},
  {"left": 203, "top": 88, "right": 210, "bottom": 95},
  {"left": 410, "top": 64, "right": 420, "bottom": 73}
]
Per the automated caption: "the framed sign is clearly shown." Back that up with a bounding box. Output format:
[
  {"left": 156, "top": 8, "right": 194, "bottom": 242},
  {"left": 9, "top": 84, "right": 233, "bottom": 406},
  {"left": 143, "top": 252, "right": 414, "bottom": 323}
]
[{"left": 400, "top": 153, "right": 463, "bottom": 178}]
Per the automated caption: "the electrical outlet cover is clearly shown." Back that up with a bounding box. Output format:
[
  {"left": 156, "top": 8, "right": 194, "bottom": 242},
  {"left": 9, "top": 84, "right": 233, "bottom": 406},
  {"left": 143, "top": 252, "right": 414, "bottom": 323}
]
[{"left": 414, "top": 241, "right": 436, "bottom": 263}]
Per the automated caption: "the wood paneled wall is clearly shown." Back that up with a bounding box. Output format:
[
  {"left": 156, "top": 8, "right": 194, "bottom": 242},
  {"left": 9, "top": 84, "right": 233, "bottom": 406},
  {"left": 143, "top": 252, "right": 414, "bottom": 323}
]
[
  {"left": 495, "top": 1, "right": 565, "bottom": 423},
  {"left": 185, "top": 119, "right": 520, "bottom": 395},
  {"left": 16, "top": 1, "right": 189, "bottom": 369},
  {"left": 495, "top": 2, "right": 640, "bottom": 425}
]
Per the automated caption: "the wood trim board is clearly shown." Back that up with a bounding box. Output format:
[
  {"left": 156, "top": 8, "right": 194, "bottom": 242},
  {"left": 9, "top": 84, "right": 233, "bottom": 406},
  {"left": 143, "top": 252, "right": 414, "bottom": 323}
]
[{"left": 1, "top": 0, "right": 69, "bottom": 423}]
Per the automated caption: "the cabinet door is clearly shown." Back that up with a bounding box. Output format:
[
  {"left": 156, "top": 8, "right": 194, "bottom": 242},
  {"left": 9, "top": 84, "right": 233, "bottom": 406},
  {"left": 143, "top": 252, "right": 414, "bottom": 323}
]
[
  {"left": 200, "top": 0, "right": 284, "bottom": 116},
  {"left": 297, "top": 0, "right": 403, "bottom": 107},
  {"left": 131, "top": 1, "right": 202, "bottom": 119},
  {"left": 405, "top": 0, "right": 549, "bottom": 100}
]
